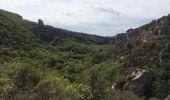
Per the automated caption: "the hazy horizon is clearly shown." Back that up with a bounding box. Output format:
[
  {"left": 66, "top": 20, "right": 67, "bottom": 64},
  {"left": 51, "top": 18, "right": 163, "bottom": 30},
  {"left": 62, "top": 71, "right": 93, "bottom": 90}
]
[{"left": 1, "top": 0, "right": 170, "bottom": 36}]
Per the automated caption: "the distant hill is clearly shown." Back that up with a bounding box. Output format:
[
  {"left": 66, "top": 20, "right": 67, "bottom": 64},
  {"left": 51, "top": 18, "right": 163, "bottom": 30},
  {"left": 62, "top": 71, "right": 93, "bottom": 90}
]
[
  {"left": 31, "top": 20, "right": 115, "bottom": 44},
  {"left": 0, "top": 9, "right": 115, "bottom": 47}
]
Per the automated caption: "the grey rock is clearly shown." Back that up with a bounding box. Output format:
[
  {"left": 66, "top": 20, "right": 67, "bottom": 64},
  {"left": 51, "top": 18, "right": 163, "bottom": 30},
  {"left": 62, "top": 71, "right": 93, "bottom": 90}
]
[
  {"left": 123, "top": 69, "right": 153, "bottom": 97},
  {"left": 165, "top": 95, "right": 170, "bottom": 100},
  {"left": 114, "top": 14, "right": 170, "bottom": 51}
]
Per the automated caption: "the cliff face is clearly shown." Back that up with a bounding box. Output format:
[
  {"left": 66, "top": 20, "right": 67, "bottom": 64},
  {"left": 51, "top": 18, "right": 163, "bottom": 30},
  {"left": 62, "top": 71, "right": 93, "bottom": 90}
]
[
  {"left": 114, "top": 33, "right": 126, "bottom": 51},
  {"left": 115, "top": 14, "right": 170, "bottom": 50}
]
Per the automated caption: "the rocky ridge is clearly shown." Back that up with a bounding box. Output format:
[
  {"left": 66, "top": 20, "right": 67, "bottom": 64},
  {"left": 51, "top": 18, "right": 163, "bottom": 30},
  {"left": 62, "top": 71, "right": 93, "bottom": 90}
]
[
  {"left": 114, "top": 14, "right": 170, "bottom": 51},
  {"left": 32, "top": 19, "right": 115, "bottom": 44}
]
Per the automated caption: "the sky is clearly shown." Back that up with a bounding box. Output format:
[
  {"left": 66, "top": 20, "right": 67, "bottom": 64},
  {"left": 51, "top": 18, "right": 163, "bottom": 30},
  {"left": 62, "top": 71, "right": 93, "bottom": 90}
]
[{"left": 1, "top": 0, "right": 170, "bottom": 36}]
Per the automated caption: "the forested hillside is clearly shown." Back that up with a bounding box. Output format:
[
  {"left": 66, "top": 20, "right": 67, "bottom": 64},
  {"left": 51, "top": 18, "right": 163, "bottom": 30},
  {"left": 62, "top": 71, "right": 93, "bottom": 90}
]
[
  {"left": 0, "top": 9, "right": 170, "bottom": 100},
  {"left": 0, "top": 9, "right": 121, "bottom": 100}
]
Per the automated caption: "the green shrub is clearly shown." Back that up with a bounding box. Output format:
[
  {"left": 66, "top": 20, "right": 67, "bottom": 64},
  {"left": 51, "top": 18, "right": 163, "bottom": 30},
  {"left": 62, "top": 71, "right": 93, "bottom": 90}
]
[
  {"left": 13, "top": 66, "right": 40, "bottom": 90},
  {"left": 105, "top": 89, "right": 143, "bottom": 100}
]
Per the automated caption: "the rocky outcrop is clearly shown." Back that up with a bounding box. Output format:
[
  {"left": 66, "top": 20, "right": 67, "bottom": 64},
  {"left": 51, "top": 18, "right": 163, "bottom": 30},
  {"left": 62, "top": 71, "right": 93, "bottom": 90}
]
[
  {"left": 123, "top": 69, "right": 153, "bottom": 97},
  {"left": 38, "top": 19, "right": 44, "bottom": 26},
  {"left": 115, "top": 14, "right": 170, "bottom": 51}
]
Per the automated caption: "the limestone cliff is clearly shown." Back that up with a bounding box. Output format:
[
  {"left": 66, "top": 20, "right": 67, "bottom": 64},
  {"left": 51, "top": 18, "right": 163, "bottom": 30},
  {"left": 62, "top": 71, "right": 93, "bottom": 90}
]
[{"left": 115, "top": 14, "right": 170, "bottom": 51}]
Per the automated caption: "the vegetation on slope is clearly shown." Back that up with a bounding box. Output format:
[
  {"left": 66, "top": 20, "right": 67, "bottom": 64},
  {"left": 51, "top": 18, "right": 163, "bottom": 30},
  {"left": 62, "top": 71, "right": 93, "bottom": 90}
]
[
  {"left": 1, "top": 9, "right": 169, "bottom": 100},
  {"left": 121, "top": 36, "right": 170, "bottom": 99},
  {"left": 0, "top": 9, "right": 128, "bottom": 100}
]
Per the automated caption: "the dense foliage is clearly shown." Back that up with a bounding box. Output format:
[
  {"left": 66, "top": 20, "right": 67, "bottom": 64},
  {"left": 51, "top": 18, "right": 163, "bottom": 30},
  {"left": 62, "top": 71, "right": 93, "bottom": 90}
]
[
  {"left": 0, "top": 9, "right": 127, "bottom": 100},
  {"left": 1, "top": 9, "right": 169, "bottom": 100}
]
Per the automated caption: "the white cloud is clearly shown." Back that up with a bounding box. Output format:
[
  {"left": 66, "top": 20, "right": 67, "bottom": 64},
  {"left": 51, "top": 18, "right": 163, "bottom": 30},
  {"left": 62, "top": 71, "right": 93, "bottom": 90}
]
[{"left": 0, "top": 0, "right": 170, "bottom": 36}]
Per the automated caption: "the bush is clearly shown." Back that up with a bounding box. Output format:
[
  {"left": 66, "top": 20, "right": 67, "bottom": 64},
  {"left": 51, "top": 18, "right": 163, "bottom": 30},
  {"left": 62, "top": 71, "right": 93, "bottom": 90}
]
[
  {"left": 13, "top": 66, "right": 40, "bottom": 91},
  {"left": 30, "top": 80, "right": 51, "bottom": 100},
  {"left": 105, "top": 89, "right": 143, "bottom": 100},
  {"left": 68, "top": 84, "right": 93, "bottom": 100}
]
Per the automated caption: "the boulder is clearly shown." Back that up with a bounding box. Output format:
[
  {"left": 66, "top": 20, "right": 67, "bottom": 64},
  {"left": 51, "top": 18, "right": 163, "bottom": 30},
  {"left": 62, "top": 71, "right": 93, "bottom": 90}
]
[
  {"left": 123, "top": 69, "right": 153, "bottom": 97},
  {"left": 165, "top": 95, "right": 170, "bottom": 100}
]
